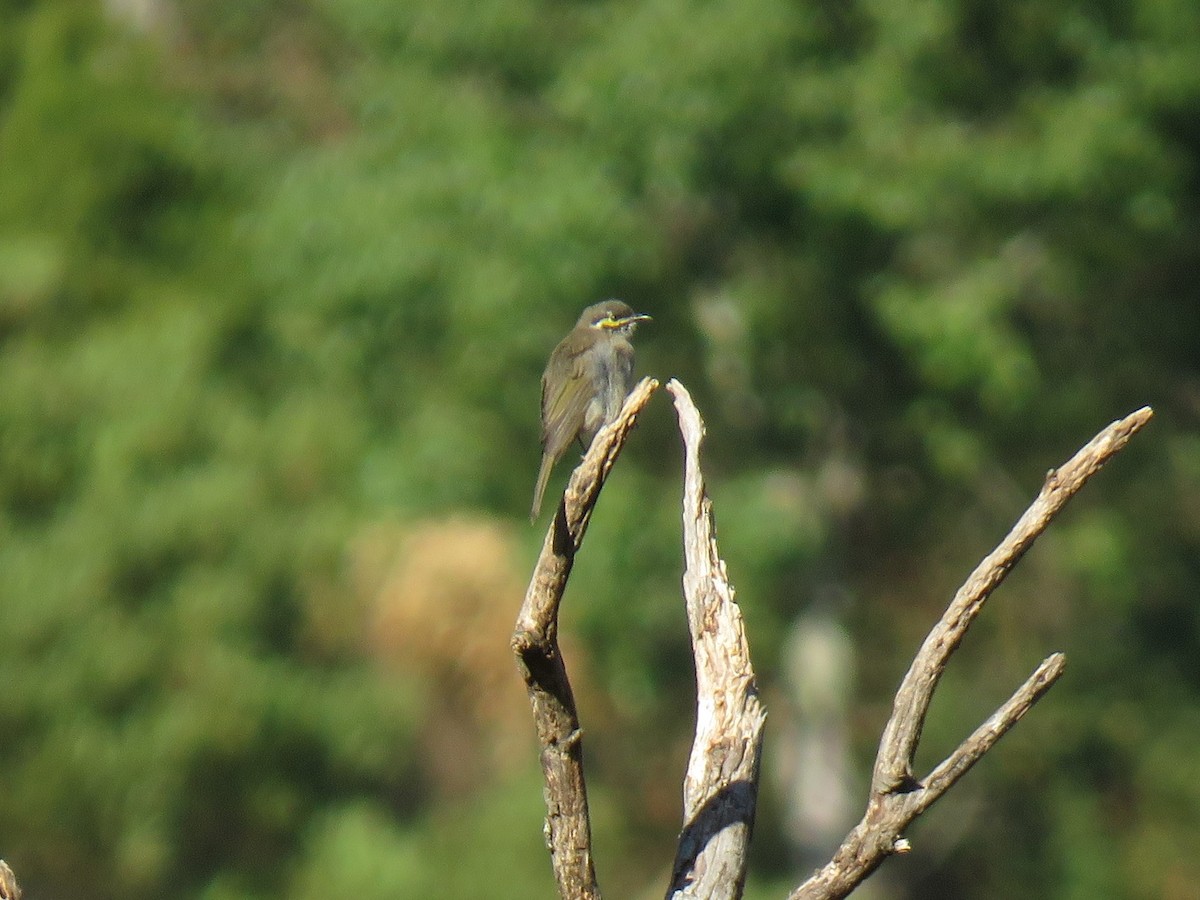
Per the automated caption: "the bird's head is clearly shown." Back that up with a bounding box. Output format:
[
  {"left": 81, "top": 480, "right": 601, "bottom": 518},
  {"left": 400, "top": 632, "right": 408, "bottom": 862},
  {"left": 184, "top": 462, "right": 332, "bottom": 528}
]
[{"left": 577, "top": 300, "right": 652, "bottom": 335}]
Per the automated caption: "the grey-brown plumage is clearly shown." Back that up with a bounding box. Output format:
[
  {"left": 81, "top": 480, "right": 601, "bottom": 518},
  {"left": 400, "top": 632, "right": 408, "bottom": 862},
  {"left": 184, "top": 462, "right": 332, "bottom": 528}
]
[{"left": 531, "top": 300, "right": 651, "bottom": 521}]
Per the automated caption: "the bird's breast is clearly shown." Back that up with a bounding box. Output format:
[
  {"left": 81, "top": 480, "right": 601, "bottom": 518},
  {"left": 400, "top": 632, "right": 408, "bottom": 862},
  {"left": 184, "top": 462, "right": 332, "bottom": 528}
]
[{"left": 591, "top": 339, "right": 634, "bottom": 434}]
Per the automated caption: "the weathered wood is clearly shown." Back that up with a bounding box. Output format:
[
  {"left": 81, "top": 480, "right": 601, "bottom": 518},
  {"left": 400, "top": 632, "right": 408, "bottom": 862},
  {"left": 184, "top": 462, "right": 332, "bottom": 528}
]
[
  {"left": 665, "top": 380, "right": 766, "bottom": 900},
  {"left": 513, "top": 377, "right": 659, "bottom": 900},
  {"left": 790, "top": 406, "right": 1153, "bottom": 900},
  {"left": 0, "top": 860, "right": 21, "bottom": 900}
]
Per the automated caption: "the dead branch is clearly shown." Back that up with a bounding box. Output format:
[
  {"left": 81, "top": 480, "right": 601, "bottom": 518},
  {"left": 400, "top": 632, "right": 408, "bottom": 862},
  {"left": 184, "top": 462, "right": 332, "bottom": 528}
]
[
  {"left": 790, "top": 405, "right": 1153, "bottom": 900},
  {"left": 513, "top": 378, "right": 1149, "bottom": 900},
  {"left": 0, "top": 860, "right": 20, "bottom": 900},
  {"left": 512, "top": 376, "right": 659, "bottom": 900},
  {"left": 665, "top": 380, "right": 767, "bottom": 900}
]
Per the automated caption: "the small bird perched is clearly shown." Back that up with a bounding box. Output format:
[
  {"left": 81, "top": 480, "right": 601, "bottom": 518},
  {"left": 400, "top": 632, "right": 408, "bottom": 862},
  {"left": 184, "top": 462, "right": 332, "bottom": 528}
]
[{"left": 531, "top": 300, "right": 652, "bottom": 521}]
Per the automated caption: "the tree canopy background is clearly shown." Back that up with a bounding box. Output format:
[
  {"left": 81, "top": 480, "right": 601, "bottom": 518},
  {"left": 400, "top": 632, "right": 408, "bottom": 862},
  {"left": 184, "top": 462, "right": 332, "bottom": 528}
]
[{"left": 1, "top": 0, "right": 1198, "bottom": 897}]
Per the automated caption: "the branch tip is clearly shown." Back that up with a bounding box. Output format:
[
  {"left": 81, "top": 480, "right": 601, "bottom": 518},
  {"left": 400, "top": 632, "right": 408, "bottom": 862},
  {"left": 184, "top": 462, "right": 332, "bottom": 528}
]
[{"left": 667, "top": 380, "right": 765, "bottom": 899}]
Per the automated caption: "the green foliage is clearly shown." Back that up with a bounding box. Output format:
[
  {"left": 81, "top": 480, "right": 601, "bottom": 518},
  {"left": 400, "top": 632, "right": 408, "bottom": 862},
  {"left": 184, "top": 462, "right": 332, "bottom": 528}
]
[{"left": 1, "top": 0, "right": 1199, "bottom": 897}]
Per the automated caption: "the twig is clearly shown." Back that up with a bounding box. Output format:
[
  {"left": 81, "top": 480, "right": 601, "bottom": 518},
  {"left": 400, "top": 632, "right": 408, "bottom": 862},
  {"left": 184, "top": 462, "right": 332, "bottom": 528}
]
[
  {"left": 790, "top": 406, "right": 1153, "bottom": 900},
  {"left": 914, "top": 652, "right": 1065, "bottom": 811},
  {"left": 513, "top": 376, "right": 659, "bottom": 900},
  {"left": 665, "top": 380, "right": 767, "bottom": 900}
]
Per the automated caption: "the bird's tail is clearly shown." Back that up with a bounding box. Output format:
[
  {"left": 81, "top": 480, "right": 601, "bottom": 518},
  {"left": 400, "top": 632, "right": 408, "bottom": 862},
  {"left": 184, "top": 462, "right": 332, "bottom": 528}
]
[{"left": 530, "top": 453, "right": 554, "bottom": 522}]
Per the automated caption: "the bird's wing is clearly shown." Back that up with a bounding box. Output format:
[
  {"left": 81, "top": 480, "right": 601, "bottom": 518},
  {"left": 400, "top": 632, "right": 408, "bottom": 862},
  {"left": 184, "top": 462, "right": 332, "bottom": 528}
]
[{"left": 540, "top": 347, "right": 595, "bottom": 458}]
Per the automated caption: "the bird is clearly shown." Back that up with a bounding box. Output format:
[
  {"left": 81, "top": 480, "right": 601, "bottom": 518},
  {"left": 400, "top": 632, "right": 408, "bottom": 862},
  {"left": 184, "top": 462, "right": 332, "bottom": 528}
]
[{"left": 531, "top": 300, "right": 651, "bottom": 521}]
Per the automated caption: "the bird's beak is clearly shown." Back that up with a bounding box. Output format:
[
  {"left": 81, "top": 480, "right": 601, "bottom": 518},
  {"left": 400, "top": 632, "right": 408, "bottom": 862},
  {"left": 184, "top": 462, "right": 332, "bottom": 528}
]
[{"left": 619, "top": 314, "right": 652, "bottom": 326}]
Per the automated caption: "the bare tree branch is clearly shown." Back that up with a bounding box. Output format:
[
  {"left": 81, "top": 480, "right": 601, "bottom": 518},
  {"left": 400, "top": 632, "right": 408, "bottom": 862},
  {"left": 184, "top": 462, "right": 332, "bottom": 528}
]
[
  {"left": 915, "top": 652, "right": 1065, "bottom": 812},
  {"left": 513, "top": 376, "right": 659, "bottom": 900},
  {"left": 790, "top": 406, "right": 1153, "bottom": 900},
  {"left": 873, "top": 406, "right": 1153, "bottom": 793},
  {"left": 665, "top": 380, "right": 767, "bottom": 900},
  {"left": 514, "top": 382, "right": 1149, "bottom": 900},
  {"left": 0, "top": 860, "right": 21, "bottom": 900}
]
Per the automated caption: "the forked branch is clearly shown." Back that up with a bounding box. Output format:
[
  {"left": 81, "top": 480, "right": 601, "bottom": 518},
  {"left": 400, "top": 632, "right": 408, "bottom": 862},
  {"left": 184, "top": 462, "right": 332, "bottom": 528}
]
[{"left": 790, "top": 406, "right": 1153, "bottom": 900}]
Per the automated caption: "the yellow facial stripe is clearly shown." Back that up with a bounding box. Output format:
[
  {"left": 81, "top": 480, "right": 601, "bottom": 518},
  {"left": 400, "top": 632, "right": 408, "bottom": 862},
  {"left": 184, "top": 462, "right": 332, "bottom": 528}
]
[{"left": 591, "top": 312, "right": 648, "bottom": 329}]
